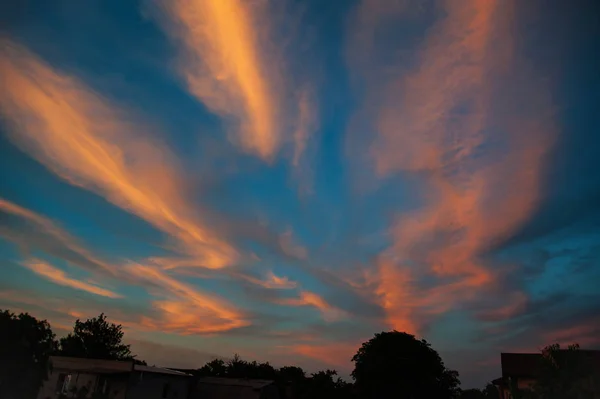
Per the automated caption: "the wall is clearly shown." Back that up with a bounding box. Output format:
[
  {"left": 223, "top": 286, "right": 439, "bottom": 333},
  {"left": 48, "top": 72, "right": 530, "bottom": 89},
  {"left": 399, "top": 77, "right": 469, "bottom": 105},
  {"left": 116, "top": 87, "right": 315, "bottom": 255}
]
[
  {"left": 36, "top": 370, "right": 128, "bottom": 399},
  {"left": 125, "top": 371, "right": 190, "bottom": 399}
]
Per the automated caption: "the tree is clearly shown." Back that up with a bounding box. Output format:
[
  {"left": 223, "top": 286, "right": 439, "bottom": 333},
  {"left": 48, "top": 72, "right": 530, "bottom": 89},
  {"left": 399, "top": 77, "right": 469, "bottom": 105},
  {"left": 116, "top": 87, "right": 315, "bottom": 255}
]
[
  {"left": 198, "top": 359, "right": 228, "bottom": 377},
  {"left": 352, "top": 331, "right": 461, "bottom": 399},
  {"left": 460, "top": 388, "right": 485, "bottom": 399},
  {"left": 531, "top": 343, "right": 595, "bottom": 399},
  {"left": 59, "top": 313, "right": 132, "bottom": 360},
  {"left": 0, "top": 309, "right": 58, "bottom": 399},
  {"left": 482, "top": 383, "right": 500, "bottom": 398}
]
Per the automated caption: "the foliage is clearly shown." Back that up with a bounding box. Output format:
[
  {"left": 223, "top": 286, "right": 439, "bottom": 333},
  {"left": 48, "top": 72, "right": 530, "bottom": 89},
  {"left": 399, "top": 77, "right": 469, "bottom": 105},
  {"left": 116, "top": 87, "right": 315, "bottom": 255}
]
[
  {"left": 195, "top": 354, "right": 354, "bottom": 399},
  {"left": 482, "top": 383, "right": 500, "bottom": 398},
  {"left": 0, "top": 309, "right": 58, "bottom": 399},
  {"left": 58, "top": 313, "right": 132, "bottom": 360},
  {"left": 532, "top": 343, "right": 594, "bottom": 399},
  {"left": 352, "top": 331, "right": 461, "bottom": 399},
  {"left": 198, "top": 359, "right": 228, "bottom": 377},
  {"left": 460, "top": 388, "right": 485, "bottom": 399}
]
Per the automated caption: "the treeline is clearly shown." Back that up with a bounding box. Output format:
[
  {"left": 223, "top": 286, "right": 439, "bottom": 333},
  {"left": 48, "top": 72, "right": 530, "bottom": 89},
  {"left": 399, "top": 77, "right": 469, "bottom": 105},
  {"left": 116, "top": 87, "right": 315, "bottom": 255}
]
[
  {"left": 2, "top": 308, "right": 524, "bottom": 399},
  {"left": 179, "top": 355, "right": 355, "bottom": 399}
]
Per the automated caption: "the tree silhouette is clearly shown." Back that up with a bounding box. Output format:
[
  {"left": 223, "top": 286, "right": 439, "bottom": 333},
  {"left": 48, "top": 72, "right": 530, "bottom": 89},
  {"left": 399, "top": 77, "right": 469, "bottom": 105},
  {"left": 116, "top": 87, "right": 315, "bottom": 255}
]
[
  {"left": 58, "top": 313, "right": 132, "bottom": 360},
  {"left": 482, "top": 383, "right": 500, "bottom": 398},
  {"left": 460, "top": 388, "right": 485, "bottom": 398},
  {"left": 352, "top": 331, "right": 461, "bottom": 399},
  {"left": 531, "top": 343, "right": 595, "bottom": 399},
  {"left": 198, "top": 359, "right": 228, "bottom": 377},
  {"left": 0, "top": 309, "right": 58, "bottom": 399}
]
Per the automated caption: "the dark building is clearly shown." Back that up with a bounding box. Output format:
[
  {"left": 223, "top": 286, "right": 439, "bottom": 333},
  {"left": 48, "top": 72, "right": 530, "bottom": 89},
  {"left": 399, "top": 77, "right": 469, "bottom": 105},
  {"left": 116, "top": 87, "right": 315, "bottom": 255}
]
[
  {"left": 189, "top": 376, "right": 280, "bottom": 399},
  {"left": 37, "top": 356, "right": 191, "bottom": 399},
  {"left": 493, "top": 350, "right": 600, "bottom": 399}
]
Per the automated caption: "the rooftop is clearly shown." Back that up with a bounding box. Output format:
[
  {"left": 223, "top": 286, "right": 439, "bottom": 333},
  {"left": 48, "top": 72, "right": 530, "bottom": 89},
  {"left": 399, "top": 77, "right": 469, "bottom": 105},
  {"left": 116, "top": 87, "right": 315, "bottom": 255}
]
[
  {"left": 49, "top": 356, "right": 190, "bottom": 377},
  {"left": 198, "top": 377, "right": 274, "bottom": 389}
]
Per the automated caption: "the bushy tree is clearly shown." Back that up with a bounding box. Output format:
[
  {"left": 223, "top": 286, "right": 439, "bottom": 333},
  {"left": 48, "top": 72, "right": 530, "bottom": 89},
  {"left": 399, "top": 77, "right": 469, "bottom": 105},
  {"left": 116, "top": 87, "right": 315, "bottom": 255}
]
[
  {"left": 352, "top": 331, "right": 461, "bottom": 399},
  {"left": 0, "top": 310, "right": 58, "bottom": 399},
  {"left": 533, "top": 343, "right": 594, "bottom": 399},
  {"left": 59, "top": 313, "right": 132, "bottom": 360}
]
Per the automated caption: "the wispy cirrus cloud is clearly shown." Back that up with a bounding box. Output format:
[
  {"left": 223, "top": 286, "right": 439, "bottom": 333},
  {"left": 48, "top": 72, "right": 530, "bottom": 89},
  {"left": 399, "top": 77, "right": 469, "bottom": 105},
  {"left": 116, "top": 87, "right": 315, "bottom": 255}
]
[
  {"left": 278, "top": 290, "right": 346, "bottom": 322},
  {"left": 289, "top": 341, "right": 358, "bottom": 372},
  {"left": 21, "top": 258, "right": 121, "bottom": 298},
  {"left": 347, "top": 0, "right": 557, "bottom": 333},
  {"left": 238, "top": 271, "right": 297, "bottom": 290},
  {"left": 0, "top": 198, "right": 117, "bottom": 277},
  {"left": 152, "top": 0, "right": 281, "bottom": 160},
  {"left": 0, "top": 39, "right": 237, "bottom": 270},
  {"left": 150, "top": 0, "right": 320, "bottom": 176},
  {"left": 127, "top": 262, "right": 249, "bottom": 334}
]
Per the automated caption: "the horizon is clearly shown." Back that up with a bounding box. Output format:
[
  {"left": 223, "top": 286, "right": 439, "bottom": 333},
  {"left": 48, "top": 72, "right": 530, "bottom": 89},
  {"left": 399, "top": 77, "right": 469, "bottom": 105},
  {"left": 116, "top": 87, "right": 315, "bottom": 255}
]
[{"left": 1, "top": 0, "right": 599, "bottom": 389}]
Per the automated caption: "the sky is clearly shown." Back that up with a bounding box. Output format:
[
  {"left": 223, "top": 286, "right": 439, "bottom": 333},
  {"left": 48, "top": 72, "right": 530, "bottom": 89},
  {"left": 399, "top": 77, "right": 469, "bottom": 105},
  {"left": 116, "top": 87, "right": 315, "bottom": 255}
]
[{"left": 1, "top": 0, "right": 599, "bottom": 389}]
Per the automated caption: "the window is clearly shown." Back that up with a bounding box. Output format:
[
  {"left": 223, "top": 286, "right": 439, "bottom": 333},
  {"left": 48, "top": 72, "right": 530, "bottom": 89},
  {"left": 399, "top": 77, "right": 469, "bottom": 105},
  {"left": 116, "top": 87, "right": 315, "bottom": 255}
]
[
  {"left": 162, "top": 382, "right": 171, "bottom": 398},
  {"left": 95, "top": 376, "right": 110, "bottom": 395},
  {"left": 56, "top": 373, "right": 72, "bottom": 394}
]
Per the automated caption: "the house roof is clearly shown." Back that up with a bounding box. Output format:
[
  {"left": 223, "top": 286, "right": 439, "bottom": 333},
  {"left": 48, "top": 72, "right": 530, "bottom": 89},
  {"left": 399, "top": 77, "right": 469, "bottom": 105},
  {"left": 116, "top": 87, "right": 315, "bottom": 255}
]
[
  {"left": 50, "top": 356, "right": 134, "bottom": 374},
  {"left": 501, "top": 353, "right": 542, "bottom": 378},
  {"left": 197, "top": 377, "right": 274, "bottom": 389},
  {"left": 49, "top": 356, "right": 190, "bottom": 377},
  {"left": 134, "top": 364, "right": 191, "bottom": 377}
]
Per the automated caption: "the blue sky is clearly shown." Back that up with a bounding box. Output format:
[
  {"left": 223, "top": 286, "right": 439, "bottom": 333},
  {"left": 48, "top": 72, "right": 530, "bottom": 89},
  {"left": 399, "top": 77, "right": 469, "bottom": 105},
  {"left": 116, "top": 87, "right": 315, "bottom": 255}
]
[{"left": 1, "top": 0, "right": 599, "bottom": 388}]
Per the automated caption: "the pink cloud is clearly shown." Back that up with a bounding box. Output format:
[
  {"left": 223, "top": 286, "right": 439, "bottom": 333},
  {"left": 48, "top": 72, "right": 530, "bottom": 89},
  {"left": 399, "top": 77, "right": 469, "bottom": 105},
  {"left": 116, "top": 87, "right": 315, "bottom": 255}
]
[{"left": 21, "top": 258, "right": 121, "bottom": 299}]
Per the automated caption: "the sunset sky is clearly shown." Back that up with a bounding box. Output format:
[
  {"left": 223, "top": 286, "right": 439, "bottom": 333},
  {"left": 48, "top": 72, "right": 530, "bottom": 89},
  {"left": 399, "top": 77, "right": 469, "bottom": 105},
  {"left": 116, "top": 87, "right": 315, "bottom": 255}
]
[{"left": 1, "top": 0, "right": 599, "bottom": 388}]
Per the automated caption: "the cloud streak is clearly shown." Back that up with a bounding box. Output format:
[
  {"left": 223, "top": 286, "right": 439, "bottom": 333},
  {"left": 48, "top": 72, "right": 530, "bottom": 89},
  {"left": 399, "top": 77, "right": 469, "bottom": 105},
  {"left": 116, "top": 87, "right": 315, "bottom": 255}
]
[
  {"left": 0, "top": 198, "right": 117, "bottom": 277},
  {"left": 278, "top": 290, "right": 346, "bottom": 322},
  {"left": 127, "top": 262, "right": 249, "bottom": 334},
  {"left": 348, "top": 0, "right": 557, "bottom": 333},
  {"left": 154, "top": 0, "right": 281, "bottom": 160},
  {"left": 21, "top": 258, "right": 121, "bottom": 298},
  {"left": 0, "top": 39, "right": 237, "bottom": 270}
]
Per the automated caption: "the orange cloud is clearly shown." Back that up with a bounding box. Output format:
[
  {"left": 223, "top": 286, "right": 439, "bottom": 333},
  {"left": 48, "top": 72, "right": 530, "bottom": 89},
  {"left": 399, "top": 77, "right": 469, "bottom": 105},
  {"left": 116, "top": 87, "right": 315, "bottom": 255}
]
[
  {"left": 21, "top": 258, "right": 121, "bottom": 298},
  {"left": 127, "top": 263, "right": 249, "bottom": 334},
  {"left": 543, "top": 321, "right": 600, "bottom": 348},
  {"left": 348, "top": 0, "right": 556, "bottom": 333},
  {"left": 0, "top": 289, "right": 138, "bottom": 334},
  {"left": 290, "top": 341, "right": 358, "bottom": 370},
  {"left": 0, "top": 39, "right": 237, "bottom": 270},
  {"left": 0, "top": 198, "right": 117, "bottom": 277},
  {"left": 154, "top": 0, "right": 281, "bottom": 160},
  {"left": 278, "top": 290, "right": 346, "bottom": 322},
  {"left": 237, "top": 271, "right": 297, "bottom": 290}
]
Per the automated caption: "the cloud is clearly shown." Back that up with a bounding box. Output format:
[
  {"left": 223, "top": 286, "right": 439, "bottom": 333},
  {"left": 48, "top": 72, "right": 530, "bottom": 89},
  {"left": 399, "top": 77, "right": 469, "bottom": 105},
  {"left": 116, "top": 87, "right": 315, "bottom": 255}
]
[
  {"left": 543, "top": 320, "right": 600, "bottom": 348},
  {"left": 289, "top": 341, "right": 358, "bottom": 372},
  {"left": 474, "top": 292, "right": 529, "bottom": 322},
  {"left": 347, "top": 0, "right": 557, "bottom": 333},
  {"left": 278, "top": 230, "right": 309, "bottom": 260},
  {"left": 292, "top": 88, "right": 317, "bottom": 168},
  {"left": 278, "top": 290, "right": 346, "bottom": 322},
  {"left": 21, "top": 258, "right": 122, "bottom": 298},
  {"left": 127, "top": 338, "right": 220, "bottom": 369},
  {"left": 151, "top": 0, "right": 281, "bottom": 160},
  {"left": 0, "top": 38, "right": 237, "bottom": 270},
  {"left": 0, "top": 288, "right": 146, "bottom": 335},
  {"left": 0, "top": 198, "right": 118, "bottom": 277},
  {"left": 126, "top": 262, "right": 249, "bottom": 334},
  {"left": 238, "top": 271, "right": 297, "bottom": 290},
  {"left": 290, "top": 86, "right": 319, "bottom": 195}
]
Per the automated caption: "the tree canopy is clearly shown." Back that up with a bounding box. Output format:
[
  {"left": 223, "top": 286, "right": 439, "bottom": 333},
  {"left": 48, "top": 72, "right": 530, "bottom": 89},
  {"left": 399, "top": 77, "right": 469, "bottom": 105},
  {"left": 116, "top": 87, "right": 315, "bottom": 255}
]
[
  {"left": 526, "top": 343, "right": 595, "bottom": 399},
  {"left": 0, "top": 309, "right": 58, "bottom": 399},
  {"left": 58, "top": 313, "right": 133, "bottom": 361},
  {"left": 352, "top": 330, "right": 461, "bottom": 399}
]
